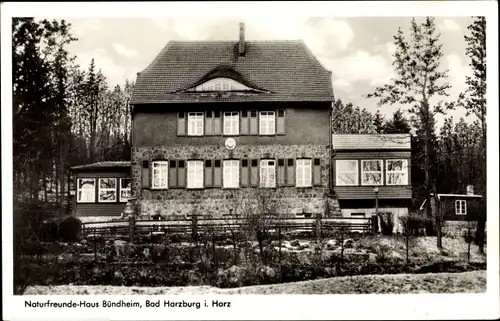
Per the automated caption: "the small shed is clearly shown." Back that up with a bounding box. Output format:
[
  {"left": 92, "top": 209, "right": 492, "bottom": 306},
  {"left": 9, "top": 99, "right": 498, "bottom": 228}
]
[{"left": 70, "top": 161, "right": 131, "bottom": 222}]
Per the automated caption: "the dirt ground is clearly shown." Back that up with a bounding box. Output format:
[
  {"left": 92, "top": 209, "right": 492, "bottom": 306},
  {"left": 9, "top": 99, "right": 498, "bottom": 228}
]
[{"left": 24, "top": 270, "right": 486, "bottom": 295}]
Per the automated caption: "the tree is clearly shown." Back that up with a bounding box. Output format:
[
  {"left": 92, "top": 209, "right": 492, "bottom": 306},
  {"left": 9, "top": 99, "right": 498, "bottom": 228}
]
[
  {"left": 373, "top": 110, "right": 385, "bottom": 133},
  {"left": 365, "top": 17, "right": 454, "bottom": 250},
  {"left": 332, "top": 99, "right": 376, "bottom": 134},
  {"left": 458, "top": 16, "right": 486, "bottom": 252},
  {"left": 383, "top": 109, "right": 411, "bottom": 134}
]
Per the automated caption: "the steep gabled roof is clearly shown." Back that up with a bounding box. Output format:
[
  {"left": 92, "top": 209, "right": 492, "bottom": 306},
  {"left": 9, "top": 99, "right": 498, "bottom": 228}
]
[
  {"left": 131, "top": 40, "right": 334, "bottom": 104},
  {"left": 332, "top": 134, "right": 411, "bottom": 150}
]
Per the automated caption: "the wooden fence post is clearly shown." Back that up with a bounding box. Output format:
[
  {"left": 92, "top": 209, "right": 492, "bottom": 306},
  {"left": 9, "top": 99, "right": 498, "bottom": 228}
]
[
  {"left": 129, "top": 215, "right": 136, "bottom": 243},
  {"left": 315, "top": 214, "right": 322, "bottom": 241},
  {"left": 191, "top": 214, "right": 198, "bottom": 243},
  {"left": 371, "top": 215, "right": 378, "bottom": 234}
]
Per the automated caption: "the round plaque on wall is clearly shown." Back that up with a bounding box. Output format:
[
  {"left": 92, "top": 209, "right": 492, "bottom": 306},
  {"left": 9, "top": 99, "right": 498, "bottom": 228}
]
[{"left": 225, "top": 138, "right": 236, "bottom": 150}]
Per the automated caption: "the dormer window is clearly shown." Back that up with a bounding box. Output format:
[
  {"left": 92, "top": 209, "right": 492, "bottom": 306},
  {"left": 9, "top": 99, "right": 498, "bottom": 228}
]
[{"left": 186, "top": 77, "right": 257, "bottom": 92}]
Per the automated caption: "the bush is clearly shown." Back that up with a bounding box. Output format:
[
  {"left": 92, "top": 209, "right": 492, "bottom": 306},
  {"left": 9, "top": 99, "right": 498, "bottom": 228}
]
[
  {"left": 400, "top": 212, "right": 431, "bottom": 236},
  {"left": 378, "top": 212, "right": 394, "bottom": 235},
  {"left": 39, "top": 219, "right": 60, "bottom": 242},
  {"left": 58, "top": 216, "right": 82, "bottom": 242}
]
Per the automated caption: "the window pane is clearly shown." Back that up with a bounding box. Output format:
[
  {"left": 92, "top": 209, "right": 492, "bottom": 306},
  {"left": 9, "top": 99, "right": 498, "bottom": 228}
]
[
  {"left": 386, "top": 159, "right": 408, "bottom": 185},
  {"left": 362, "top": 160, "right": 382, "bottom": 185},
  {"left": 223, "top": 160, "right": 240, "bottom": 188},
  {"left": 296, "top": 159, "right": 312, "bottom": 187},
  {"left": 188, "top": 112, "right": 204, "bottom": 136},
  {"left": 224, "top": 112, "right": 239, "bottom": 135},
  {"left": 77, "top": 178, "right": 95, "bottom": 202},
  {"left": 187, "top": 160, "right": 204, "bottom": 189},
  {"left": 152, "top": 161, "right": 168, "bottom": 189},
  {"left": 99, "top": 178, "right": 117, "bottom": 202}
]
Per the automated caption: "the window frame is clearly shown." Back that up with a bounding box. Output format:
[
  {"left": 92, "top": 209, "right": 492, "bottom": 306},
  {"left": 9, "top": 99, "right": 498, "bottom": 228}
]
[
  {"left": 386, "top": 159, "right": 409, "bottom": 185},
  {"left": 335, "top": 160, "right": 359, "bottom": 186},
  {"left": 119, "top": 178, "right": 132, "bottom": 203},
  {"left": 455, "top": 200, "right": 467, "bottom": 215},
  {"left": 98, "top": 178, "right": 117, "bottom": 203},
  {"left": 187, "top": 160, "right": 204, "bottom": 189},
  {"left": 77, "top": 178, "right": 96, "bottom": 203},
  {"left": 223, "top": 111, "right": 239, "bottom": 136},
  {"left": 223, "top": 159, "right": 240, "bottom": 188},
  {"left": 361, "top": 159, "right": 383, "bottom": 186},
  {"left": 187, "top": 112, "right": 204, "bottom": 136},
  {"left": 260, "top": 159, "right": 276, "bottom": 188},
  {"left": 296, "top": 159, "right": 312, "bottom": 188},
  {"left": 151, "top": 160, "right": 169, "bottom": 190},
  {"left": 259, "top": 111, "right": 276, "bottom": 135}
]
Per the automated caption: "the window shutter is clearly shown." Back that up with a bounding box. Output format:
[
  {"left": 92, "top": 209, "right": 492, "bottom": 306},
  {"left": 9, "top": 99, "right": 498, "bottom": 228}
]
[
  {"left": 277, "top": 109, "right": 285, "bottom": 135},
  {"left": 177, "top": 112, "right": 186, "bottom": 136},
  {"left": 249, "top": 110, "right": 258, "bottom": 135},
  {"left": 205, "top": 111, "right": 213, "bottom": 136},
  {"left": 213, "top": 160, "right": 222, "bottom": 187},
  {"left": 240, "top": 110, "right": 249, "bottom": 135},
  {"left": 141, "top": 161, "right": 150, "bottom": 188},
  {"left": 286, "top": 159, "right": 295, "bottom": 187},
  {"left": 241, "top": 159, "right": 249, "bottom": 187},
  {"left": 250, "top": 159, "right": 259, "bottom": 187},
  {"left": 177, "top": 160, "right": 186, "bottom": 188},
  {"left": 169, "top": 160, "right": 177, "bottom": 188},
  {"left": 277, "top": 159, "right": 286, "bottom": 186},
  {"left": 313, "top": 158, "right": 321, "bottom": 186},
  {"left": 204, "top": 160, "right": 213, "bottom": 187},
  {"left": 213, "top": 111, "right": 222, "bottom": 135}
]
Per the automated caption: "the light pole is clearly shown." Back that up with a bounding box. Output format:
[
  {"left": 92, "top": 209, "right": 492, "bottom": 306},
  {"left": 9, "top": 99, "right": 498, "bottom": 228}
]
[{"left": 372, "top": 187, "right": 379, "bottom": 234}]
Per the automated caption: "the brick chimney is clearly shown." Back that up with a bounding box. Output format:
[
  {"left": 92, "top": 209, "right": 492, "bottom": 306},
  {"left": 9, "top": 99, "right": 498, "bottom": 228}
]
[
  {"left": 467, "top": 185, "right": 474, "bottom": 195},
  {"left": 238, "top": 22, "right": 246, "bottom": 56}
]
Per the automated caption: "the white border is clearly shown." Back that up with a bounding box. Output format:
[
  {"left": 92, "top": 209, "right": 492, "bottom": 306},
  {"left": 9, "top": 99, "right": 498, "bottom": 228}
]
[
  {"left": 385, "top": 159, "right": 409, "bottom": 186},
  {"left": 361, "top": 159, "right": 384, "bottom": 186},
  {"left": 76, "top": 178, "right": 96, "bottom": 203},
  {"left": 336, "top": 159, "right": 359, "bottom": 186},
  {"left": 97, "top": 178, "right": 117, "bottom": 203},
  {"left": 119, "top": 178, "right": 132, "bottom": 203},
  {"left": 2, "top": 1, "right": 499, "bottom": 321}
]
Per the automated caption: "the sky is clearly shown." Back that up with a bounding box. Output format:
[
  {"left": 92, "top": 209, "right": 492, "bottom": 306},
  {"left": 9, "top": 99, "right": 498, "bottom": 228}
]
[{"left": 63, "top": 16, "right": 476, "bottom": 127}]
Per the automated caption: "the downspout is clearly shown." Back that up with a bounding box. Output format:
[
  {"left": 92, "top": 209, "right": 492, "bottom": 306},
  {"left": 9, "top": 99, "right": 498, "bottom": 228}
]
[{"left": 329, "top": 102, "right": 333, "bottom": 193}]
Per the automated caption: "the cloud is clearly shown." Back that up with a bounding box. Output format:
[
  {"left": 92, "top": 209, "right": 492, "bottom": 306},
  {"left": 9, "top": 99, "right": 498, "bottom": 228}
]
[
  {"left": 75, "top": 48, "right": 138, "bottom": 87},
  {"left": 438, "top": 18, "right": 460, "bottom": 32},
  {"left": 302, "top": 17, "right": 355, "bottom": 57},
  {"left": 112, "top": 43, "right": 138, "bottom": 58},
  {"left": 332, "top": 78, "right": 353, "bottom": 92}
]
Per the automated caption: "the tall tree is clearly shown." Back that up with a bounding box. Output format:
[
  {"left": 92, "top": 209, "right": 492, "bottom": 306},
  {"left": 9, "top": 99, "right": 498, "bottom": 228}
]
[
  {"left": 458, "top": 16, "right": 486, "bottom": 252},
  {"left": 373, "top": 110, "right": 385, "bottom": 133},
  {"left": 332, "top": 99, "right": 376, "bottom": 134},
  {"left": 365, "top": 17, "right": 453, "bottom": 249},
  {"left": 383, "top": 109, "right": 412, "bottom": 134}
]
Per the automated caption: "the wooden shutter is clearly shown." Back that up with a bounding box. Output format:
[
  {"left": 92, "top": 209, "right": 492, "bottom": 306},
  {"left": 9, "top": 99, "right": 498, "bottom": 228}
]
[
  {"left": 286, "top": 159, "right": 295, "bottom": 187},
  {"left": 213, "top": 160, "right": 222, "bottom": 187},
  {"left": 277, "top": 109, "right": 285, "bottom": 135},
  {"left": 313, "top": 158, "right": 321, "bottom": 186},
  {"left": 249, "top": 110, "right": 258, "bottom": 135},
  {"left": 205, "top": 111, "right": 214, "bottom": 136},
  {"left": 177, "top": 112, "right": 186, "bottom": 136},
  {"left": 204, "top": 160, "right": 213, "bottom": 187},
  {"left": 141, "top": 161, "right": 150, "bottom": 188},
  {"left": 169, "top": 160, "right": 177, "bottom": 188},
  {"left": 240, "top": 110, "right": 249, "bottom": 135},
  {"left": 213, "top": 111, "right": 222, "bottom": 135},
  {"left": 250, "top": 159, "right": 259, "bottom": 187},
  {"left": 177, "top": 160, "right": 186, "bottom": 188},
  {"left": 277, "top": 159, "right": 286, "bottom": 186},
  {"left": 240, "top": 159, "right": 249, "bottom": 187}
]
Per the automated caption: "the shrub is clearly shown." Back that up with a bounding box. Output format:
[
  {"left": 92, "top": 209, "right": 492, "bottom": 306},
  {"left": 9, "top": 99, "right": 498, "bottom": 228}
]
[
  {"left": 58, "top": 216, "right": 82, "bottom": 242},
  {"left": 378, "top": 212, "right": 394, "bottom": 235},
  {"left": 39, "top": 219, "right": 60, "bottom": 242},
  {"left": 400, "top": 212, "right": 431, "bottom": 236}
]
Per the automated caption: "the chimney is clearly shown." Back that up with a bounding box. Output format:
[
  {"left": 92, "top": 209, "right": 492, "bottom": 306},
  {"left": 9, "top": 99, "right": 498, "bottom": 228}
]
[
  {"left": 238, "top": 22, "right": 246, "bottom": 56},
  {"left": 466, "top": 185, "right": 474, "bottom": 196}
]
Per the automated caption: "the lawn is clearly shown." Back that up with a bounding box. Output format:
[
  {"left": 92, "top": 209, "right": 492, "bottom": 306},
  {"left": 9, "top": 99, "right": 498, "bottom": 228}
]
[{"left": 24, "top": 270, "right": 486, "bottom": 295}]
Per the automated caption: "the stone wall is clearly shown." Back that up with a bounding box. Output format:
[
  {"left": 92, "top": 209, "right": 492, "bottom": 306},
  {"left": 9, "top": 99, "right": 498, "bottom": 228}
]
[
  {"left": 131, "top": 144, "right": 332, "bottom": 217},
  {"left": 442, "top": 220, "right": 479, "bottom": 239}
]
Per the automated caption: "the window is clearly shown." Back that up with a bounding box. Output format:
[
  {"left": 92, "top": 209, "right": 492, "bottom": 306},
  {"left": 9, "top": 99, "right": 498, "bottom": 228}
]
[
  {"left": 386, "top": 159, "right": 408, "bottom": 185},
  {"left": 296, "top": 159, "right": 312, "bottom": 187},
  {"left": 187, "top": 112, "right": 204, "bottom": 136},
  {"left": 260, "top": 160, "right": 276, "bottom": 188},
  {"left": 224, "top": 112, "right": 239, "bottom": 135},
  {"left": 223, "top": 160, "right": 240, "bottom": 188},
  {"left": 336, "top": 160, "right": 358, "bottom": 186},
  {"left": 152, "top": 161, "right": 168, "bottom": 189},
  {"left": 187, "top": 160, "right": 204, "bottom": 189},
  {"left": 455, "top": 200, "right": 467, "bottom": 215},
  {"left": 77, "top": 178, "right": 95, "bottom": 203},
  {"left": 98, "top": 178, "right": 117, "bottom": 202},
  {"left": 259, "top": 111, "right": 276, "bottom": 135},
  {"left": 119, "top": 178, "right": 132, "bottom": 202},
  {"left": 361, "top": 160, "right": 383, "bottom": 185}
]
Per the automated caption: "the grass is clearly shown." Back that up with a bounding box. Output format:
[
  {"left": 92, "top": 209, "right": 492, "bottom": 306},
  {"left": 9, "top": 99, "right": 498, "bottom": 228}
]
[{"left": 24, "top": 270, "right": 485, "bottom": 295}]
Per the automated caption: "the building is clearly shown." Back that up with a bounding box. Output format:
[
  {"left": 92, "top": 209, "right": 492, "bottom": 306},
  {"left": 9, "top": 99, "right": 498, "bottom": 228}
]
[
  {"left": 331, "top": 134, "right": 412, "bottom": 232},
  {"left": 71, "top": 161, "right": 131, "bottom": 222}
]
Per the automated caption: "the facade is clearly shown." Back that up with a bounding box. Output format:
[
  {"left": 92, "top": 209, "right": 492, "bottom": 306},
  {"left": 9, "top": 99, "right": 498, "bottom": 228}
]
[
  {"left": 331, "top": 134, "right": 412, "bottom": 231},
  {"left": 129, "top": 23, "right": 335, "bottom": 218},
  {"left": 71, "top": 161, "right": 132, "bottom": 222}
]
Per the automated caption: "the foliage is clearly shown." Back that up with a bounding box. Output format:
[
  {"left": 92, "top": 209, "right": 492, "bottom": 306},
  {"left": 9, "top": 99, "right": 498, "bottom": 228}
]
[
  {"left": 58, "top": 216, "right": 83, "bottom": 242},
  {"left": 399, "top": 212, "right": 431, "bottom": 236},
  {"left": 332, "top": 99, "right": 377, "bottom": 134}
]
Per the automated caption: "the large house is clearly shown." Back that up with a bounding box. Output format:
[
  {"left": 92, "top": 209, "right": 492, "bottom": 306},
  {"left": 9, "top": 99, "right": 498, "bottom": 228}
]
[{"left": 71, "top": 23, "right": 413, "bottom": 225}]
